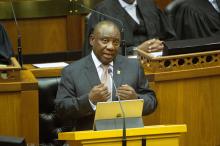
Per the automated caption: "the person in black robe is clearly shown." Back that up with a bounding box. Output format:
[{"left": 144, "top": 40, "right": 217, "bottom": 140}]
[
  {"left": 0, "top": 23, "right": 13, "bottom": 65},
  {"left": 174, "top": 0, "right": 220, "bottom": 40},
  {"left": 83, "top": 0, "right": 176, "bottom": 56}
]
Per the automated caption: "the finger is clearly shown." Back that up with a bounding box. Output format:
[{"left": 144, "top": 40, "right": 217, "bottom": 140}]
[
  {"left": 118, "top": 89, "right": 133, "bottom": 96},
  {"left": 97, "top": 83, "right": 105, "bottom": 88},
  {"left": 99, "top": 85, "right": 108, "bottom": 91},
  {"left": 148, "top": 43, "right": 164, "bottom": 52},
  {"left": 118, "top": 84, "right": 133, "bottom": 91},
  {"left": 117, "top": 87, "right": 132, "bottom": 95},
  {"left": 100, "top": 92, "right": 111, "bottom": 102},
  {"left": 100, "top": 88, "right": 109, "bottom": 96},
  {"left": 147, "top": 38, "right": 156, "bottom": 45},
  {"left": 117, "top": 92, "right": 128, "bottom": 100}
]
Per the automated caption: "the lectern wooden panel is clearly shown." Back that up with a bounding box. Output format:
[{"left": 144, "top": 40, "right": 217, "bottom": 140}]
[
  {"left": 58, "top": 125, "right": 186, "bottom": 146},
  {"left": 0, "top": 60, "right": 39, "bottom": 145},
  {"left": 138, "top": 50, "right": 220, "bottom": 146}
]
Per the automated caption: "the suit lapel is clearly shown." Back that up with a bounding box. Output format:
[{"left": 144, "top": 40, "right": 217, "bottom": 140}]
[{"left": 84, "top": 55, "right": 100, "bottom": 89}]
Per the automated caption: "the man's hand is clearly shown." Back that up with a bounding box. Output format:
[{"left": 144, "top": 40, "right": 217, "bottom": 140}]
[
  {"left": 137, "top": 38, "right": 164, "bottom": 52},
  {"left": 89, "top": 84, "right": 110, "bottom": 105},
  {"left": 117, "top": 84, "right": 137, "bottom": 100}
]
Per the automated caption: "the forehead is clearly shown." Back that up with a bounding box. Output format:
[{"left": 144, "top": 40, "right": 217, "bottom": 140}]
[{"left": 95, "top": 25, "right": 120, "bottom": 39}]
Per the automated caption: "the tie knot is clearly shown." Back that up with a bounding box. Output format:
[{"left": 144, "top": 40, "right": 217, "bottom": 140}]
[{"left": 101, "top": 64, "right": 109, "bottom": 71}]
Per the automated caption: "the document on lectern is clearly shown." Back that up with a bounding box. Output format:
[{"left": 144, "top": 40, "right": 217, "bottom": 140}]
[{"left": 94, "top": 99, "right": 144, "bottom": 130}]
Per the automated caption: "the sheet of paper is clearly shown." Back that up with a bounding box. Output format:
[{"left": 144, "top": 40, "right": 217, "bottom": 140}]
[
  {"left": 128, "top": 55, "right": 138, "bottom": 59},
  {"left": 33, "top": 62, "right": 69, "bottom": 68},
  {"left": 0, "top": 64, "right": 7, "bottom": 67},
  {"left": 149, "top": 51, "right": 163, "bottom": 57}
]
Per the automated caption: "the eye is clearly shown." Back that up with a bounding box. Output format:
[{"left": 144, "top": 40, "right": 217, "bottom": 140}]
[
  {"left": 101, "top": 38, "right": 109, "bottom": 44},
  {"left": 113, "top": 40, "right": 120, "bottom": 47}
]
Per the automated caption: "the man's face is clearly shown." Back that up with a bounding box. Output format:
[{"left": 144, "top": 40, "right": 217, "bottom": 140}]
[
  {"left": 90, "top": 24, "right": 121, "bottom": 65},
  {"left": 122, "top": 0, "right": 135, "bottom": 4}
]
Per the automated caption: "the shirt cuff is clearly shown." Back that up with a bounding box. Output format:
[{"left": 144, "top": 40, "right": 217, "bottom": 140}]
[{"left": 89, "top": 99, "right": 96, "bottom": 111}]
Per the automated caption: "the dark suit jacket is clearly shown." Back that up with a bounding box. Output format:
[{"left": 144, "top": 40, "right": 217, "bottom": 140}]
[
  {"left": 55, "top": 54, "right": 157, "bottom": 131},
  {"left": 83, "top": 0, "right": 176, "bottom": 56}
]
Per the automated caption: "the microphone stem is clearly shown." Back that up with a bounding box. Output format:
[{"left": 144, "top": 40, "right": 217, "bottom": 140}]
[
  {"left": 121, "top": 28, "right": 126, "bottom": 56},
  {"left": 18, "top": 34, "right": 23, "bottom": 67},
  {"left": 118, "top": 98, "right": 126, "bottom": 146},
  {"left": 121, "top": 39, "right": 126, "bottom": 56},
  {"left": 10, "top": 0, "right": 23, "bottom": 67},
  {"left": 122, "top": 117, "right": 126, "bottom": 146},
  {"left": 111, "top": 74, "right": 127, "bottom": 146}
]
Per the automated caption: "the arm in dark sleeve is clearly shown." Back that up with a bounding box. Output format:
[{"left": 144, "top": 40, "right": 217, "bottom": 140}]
[
  {"left": 157, "top": 8, "right": 177, "bottom": 41},
  {"left": 136, "top": 61, "right": 157, "bottom": 115},
  {"left": 55, "top": 68, "right": 94, "bottom": 121}
]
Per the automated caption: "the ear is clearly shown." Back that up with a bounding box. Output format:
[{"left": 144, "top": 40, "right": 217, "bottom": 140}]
[{"left": 89, "top": 34, "right": 95, "bottom": 46}]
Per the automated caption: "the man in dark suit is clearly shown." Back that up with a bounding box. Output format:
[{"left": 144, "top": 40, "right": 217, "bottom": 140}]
[
  {"left": 83, "top": 0, "right": 176, "bottom": 56},
  {"left": 55, "top": 20, "right": 157, "bottom": 131}
]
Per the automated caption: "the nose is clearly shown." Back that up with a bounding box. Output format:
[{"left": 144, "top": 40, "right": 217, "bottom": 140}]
[{"left": 106, "top": 41, "right": 114, "bottom": 50}]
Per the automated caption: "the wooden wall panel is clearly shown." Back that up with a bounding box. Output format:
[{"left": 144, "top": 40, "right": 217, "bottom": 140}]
[
  {"left": 143, "top": 67, "right": 220, "bottom": 146},
  {"left": 0, "top": 70, "right": 39, "bottom": 145},
  {"left": 66, "top": 15, "right": 86, "bottom": 51},
  {"left": 2, "top": 16, "right": 85, "bottom": 56},
  {"left": 2, "top": 17, "right": 68, "bottom": 55}
]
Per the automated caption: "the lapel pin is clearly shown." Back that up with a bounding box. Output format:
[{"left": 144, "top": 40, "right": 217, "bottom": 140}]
[{"left": 117, "top": 70, "right": 120, "bottom": 75}]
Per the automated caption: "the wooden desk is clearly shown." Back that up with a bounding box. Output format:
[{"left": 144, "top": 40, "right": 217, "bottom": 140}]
[
  {"left": 23, "top": 64, "right": 63, "bottom": 78},
  {"left": 59, "top": 125, "right": 187, "bottom": 146},
  {"left": 0, "top": 70, "right": 39, "bottom": 145},
  {"left": 138, "top": 50, "right": 220, "bottom": 146}
]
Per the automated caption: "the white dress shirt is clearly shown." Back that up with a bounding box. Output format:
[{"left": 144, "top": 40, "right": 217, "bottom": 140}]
[
  {"left": 89, "top": 51, "right": 113, "bottom": 110},
  {"left": 118, "top": 0, "right": 140, "bottom": 24}
]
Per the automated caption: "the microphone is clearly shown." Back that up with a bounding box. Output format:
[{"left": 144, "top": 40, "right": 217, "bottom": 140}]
[
  {"left": 77, "top": 3, "right": 127, "bottom": 56},
  {"left": 10, "top": 0, "right": 23, "bottom": 67},
  {"left": 108, "top": 68, "right": 127, "bottom": 146}
]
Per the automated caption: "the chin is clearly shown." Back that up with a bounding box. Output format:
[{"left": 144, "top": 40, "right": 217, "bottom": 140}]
[{"left": 102, "top": 59, "right": 112, "bottom": 65}]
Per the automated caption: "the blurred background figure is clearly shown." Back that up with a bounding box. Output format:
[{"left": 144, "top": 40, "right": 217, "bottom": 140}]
[
  {"left": 83, "top": 0, "right": 176, "bottom": 56},
  {"left": 0, "top": 23, "right": 13, "bottom": 65},
  {"left": 171, "top": 0, "right": 220, "bottom": 40}
]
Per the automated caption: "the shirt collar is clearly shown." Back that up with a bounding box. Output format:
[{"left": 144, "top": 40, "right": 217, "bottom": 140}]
[
  {"left": 118, "top": 0, "right": 137, "bottom": 8},
  {"left": 91, "top": 51, "right": 113, "bottom": 68},
  {"left": 209, "top": 0, "right": 220, "bottom": 12}
]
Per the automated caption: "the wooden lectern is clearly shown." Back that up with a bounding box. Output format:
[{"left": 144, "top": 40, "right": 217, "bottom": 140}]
[
  {"left": 0, "top": 57, "right": 21, "bottom": 82},
  {"left": 137, "top": 50, "right": 220, "bottom": 146},
  {"left": 0, "top": 57, "right": 39, "bottom": 145},
  {"left": 58, "top": 124, "right": 186, "bottom": 146}
]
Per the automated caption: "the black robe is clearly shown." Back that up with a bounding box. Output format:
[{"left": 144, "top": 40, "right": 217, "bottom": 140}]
[
  {"left": 0, "top": 23, "right": 13, "bottom": 65},
  {"left": 83, "top": 0, "right": 176, "bottom": 56},
  {"left": 174, "top": 0, "right": 220, "bottom": 40}
]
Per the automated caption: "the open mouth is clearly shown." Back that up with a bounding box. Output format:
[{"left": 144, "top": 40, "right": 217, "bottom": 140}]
[{"left": 103, "top": 53, "right": 113, "bottom": 59}]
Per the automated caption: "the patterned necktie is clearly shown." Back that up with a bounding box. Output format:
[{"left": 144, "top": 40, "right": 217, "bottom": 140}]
[{"left": 101, "top": 64, "right": 112, "bottom": 101}]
